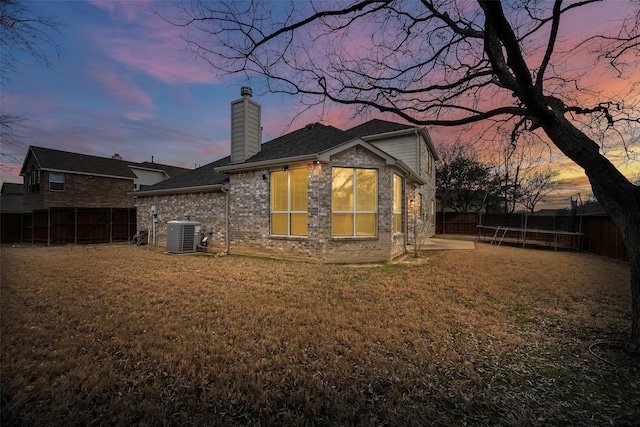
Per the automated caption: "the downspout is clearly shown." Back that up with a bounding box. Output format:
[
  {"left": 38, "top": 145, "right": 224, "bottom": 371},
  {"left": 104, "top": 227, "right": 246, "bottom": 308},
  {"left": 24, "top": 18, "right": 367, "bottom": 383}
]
[
  {"left": 403, "top": 175, "right": 409, "bottom": 254},
  {"left": 220, "top": 184, "right": 230, "bottom": 254}
]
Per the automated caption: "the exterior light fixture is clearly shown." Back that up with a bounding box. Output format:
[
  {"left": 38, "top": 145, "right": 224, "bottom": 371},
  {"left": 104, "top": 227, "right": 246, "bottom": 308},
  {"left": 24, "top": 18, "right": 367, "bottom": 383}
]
[{"left": 282, "top": 166, "right": 288, "bottom": 171}]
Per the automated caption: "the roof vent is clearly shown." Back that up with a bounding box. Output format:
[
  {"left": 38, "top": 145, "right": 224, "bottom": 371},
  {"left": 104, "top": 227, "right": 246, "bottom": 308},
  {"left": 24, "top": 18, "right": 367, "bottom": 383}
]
[
  {"left": 304, "top": 123, "right": 317, "bottom": 130},
  {"left": 112, "top": 153, "right": 123, "bottom": 160},
  {"left": 240, "top": 86, "right": 253, "bottom": 98}
]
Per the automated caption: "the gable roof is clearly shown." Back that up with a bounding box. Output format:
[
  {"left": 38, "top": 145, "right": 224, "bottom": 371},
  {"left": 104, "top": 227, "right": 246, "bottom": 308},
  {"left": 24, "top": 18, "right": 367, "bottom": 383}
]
[
  {"left": 135, "top": 119, "right": 432, "bottom": 195},
  {"left": 217, "top": 123, "right": 355, "bottom": 172},
  {"left": 346, "top": 119, "right": 415, "bottom": 137},
  {"left": 20, "top": 146, "right": 137, "bottom": 179}
]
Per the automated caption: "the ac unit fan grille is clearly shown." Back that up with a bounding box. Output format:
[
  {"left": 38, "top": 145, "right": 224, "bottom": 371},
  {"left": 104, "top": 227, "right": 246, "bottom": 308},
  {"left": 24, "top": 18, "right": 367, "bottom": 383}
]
[{"left": 179, "top": 225, "right": 196, "bottom": 252}]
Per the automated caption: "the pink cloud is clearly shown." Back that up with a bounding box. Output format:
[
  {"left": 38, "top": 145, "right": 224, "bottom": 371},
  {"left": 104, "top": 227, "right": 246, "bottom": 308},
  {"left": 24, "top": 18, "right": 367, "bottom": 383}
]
[
  {"left": 91, "top": 66, "right": 155, "bottom": 112},
  {"left": 87, "top": 2, "right": 216, "bottom": 85},
  {"left": 86, "top": 0, "right": 145, "bottom": 23}
]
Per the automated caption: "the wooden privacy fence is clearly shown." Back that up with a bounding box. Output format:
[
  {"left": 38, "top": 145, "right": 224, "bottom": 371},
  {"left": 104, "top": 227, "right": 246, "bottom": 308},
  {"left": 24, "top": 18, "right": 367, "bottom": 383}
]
[
  {"left": 19, "top": 207, "right": 137, "bottom": 245},
  {"left": 436, "top": 211, "right": 628, "bottom": 261}
]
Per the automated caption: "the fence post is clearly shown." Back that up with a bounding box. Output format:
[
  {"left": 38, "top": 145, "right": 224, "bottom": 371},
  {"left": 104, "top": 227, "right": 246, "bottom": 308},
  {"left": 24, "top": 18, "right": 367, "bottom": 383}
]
[
  {"left": 110, "top": 208, "right": 113, "bottom": 243},
  {"left": 47, "top": 208, "right": 51, "bottom": 247}
]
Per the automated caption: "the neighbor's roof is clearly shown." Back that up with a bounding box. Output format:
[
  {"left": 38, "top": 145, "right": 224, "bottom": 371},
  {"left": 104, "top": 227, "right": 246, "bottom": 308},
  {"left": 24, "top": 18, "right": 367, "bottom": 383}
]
[
  {"left": 133, "top": 156, "right": 231, "bottom": 195},
  {"left": 134, "top": 161, "right": 191, "bottom": 178},
  {"left": 1, "top": 182, "right": 23, "bottom": 195},
  {"left": 20, "top": 146, "right": 137, "bottom": 179}
]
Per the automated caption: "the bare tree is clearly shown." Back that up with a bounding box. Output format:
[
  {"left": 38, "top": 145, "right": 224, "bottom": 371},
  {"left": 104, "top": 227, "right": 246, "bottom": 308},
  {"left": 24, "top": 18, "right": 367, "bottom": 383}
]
[
  {"left": 493, "top": 131, "right": 562, "bottom": 213},
  {"left": 1, "top": 0, "right": 63, "bottom": 169},
  {"left": 163, "top": 1, "right": 640, "bottom": 351},
  {"left": 519, "top": 169, "right": 561, "bottom": 213}
]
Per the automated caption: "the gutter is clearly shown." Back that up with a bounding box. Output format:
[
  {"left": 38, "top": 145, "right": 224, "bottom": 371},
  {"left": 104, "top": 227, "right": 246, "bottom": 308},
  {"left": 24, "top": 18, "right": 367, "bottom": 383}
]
[
  {"left": 215, "top": 154, "right": 317, "bottom": 173},
  {"left": 220, "top": 184, "right": 230, "bottom": 253},
  {"left": 37, "top": 168, "right": 135, "bottom": 181},
  {"left": 130, "top": 183, "right": 225, "bottom": 197}
]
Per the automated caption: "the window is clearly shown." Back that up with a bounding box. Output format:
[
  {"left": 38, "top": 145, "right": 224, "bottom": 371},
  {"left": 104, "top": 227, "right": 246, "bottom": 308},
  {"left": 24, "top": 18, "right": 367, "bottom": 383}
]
[
  {"left": 393, "top": 174, "right": 403, "bottom": 233},
  {"left": 332, "top": 167, "right": 377, "bottom": 236},
  {"left": 426, "top": 151, "right": 432, "bottom": 176},
  {"left": 431, "top": 199, "right": 436, "bottom": 224},
  {"left": 28, "top": 166, "right": 40, "bottom": 193},
  {"left": 271, "top": 168, "right": 308, "bottom": 236},
  {"left": 49, "top": 172, "right": 65, "bottom": 191}
]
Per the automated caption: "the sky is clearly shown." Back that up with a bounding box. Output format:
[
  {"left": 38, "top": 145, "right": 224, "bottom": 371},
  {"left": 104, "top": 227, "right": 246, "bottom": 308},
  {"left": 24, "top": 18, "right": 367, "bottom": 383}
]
[{"left": 1, "top": 0, "right": 638, "bottom": 210}]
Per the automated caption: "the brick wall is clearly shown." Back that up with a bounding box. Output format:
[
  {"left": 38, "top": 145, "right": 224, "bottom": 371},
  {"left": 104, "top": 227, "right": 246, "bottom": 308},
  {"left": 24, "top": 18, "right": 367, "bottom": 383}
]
[
  {"left": 23, "top": 170, "right": 134, "bottom": 211},
  {"left": 135, "top": 191, "right": 227, "bottom": 249},
  {"left": 224, "top": 145, "right": 401, "bottom": 262},
  {"left": 406, "top": 135, "right": 437, "bottom": 244},
  {"left": 133, "top": 142, "right": 436, "bottom": 262}
]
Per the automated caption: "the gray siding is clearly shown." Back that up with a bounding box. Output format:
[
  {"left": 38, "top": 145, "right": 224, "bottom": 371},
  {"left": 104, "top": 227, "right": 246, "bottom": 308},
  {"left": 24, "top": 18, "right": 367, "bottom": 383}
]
[{"left": 370, "top": 134, "right": 418, "bottom": 171}]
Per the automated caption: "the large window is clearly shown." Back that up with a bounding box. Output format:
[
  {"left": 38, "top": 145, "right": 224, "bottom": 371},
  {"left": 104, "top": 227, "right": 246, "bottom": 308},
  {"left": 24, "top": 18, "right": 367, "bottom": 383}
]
[
  {"left": 271, "top": 168, "right": 308, "bottom": 236},
  {"left": 393, "top": 174, "right": 403, "bottom": 233},
  {"left": 332, "top": 167, "right": 377, "bottom": 237},
  {"left": 49, "top": 172, "right": 65, "bottom": 191}
]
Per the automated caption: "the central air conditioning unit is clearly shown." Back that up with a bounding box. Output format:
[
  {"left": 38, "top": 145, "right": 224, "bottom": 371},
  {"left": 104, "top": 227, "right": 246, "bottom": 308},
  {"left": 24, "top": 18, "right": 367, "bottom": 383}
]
[{"left": 167, "top": 220, "right": 201, "bottom": 254}]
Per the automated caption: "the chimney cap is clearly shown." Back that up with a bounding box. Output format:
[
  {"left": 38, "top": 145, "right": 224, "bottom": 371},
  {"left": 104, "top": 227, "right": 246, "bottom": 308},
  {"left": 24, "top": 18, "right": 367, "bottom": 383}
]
[{"left": 240, "top": 86, "right": 253, "bottom": 98}]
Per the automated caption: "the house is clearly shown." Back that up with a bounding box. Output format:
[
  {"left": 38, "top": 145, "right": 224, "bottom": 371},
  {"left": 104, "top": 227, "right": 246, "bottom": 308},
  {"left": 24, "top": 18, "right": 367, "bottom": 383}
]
[
  {"left": 19, "top": 147, "right": 190, "bottom": 212},
  {"left": 0, "top": 182, "right": 24, "bottom": 213},
  {"left": 134, "top": 87, "right": 438, "bottom": 263}
]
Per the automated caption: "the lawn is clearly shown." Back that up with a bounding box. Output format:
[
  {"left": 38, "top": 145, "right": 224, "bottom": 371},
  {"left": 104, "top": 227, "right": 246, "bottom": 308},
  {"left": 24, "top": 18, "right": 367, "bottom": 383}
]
[{"left": 1, "top": 241, "right": 638, "bottom": 426}]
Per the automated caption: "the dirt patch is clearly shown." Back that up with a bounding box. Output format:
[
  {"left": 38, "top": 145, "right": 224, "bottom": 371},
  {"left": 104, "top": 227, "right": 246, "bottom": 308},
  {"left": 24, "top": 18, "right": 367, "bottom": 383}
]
[{"left": 1, "top": 242, "right": 637, "bottom": 426}]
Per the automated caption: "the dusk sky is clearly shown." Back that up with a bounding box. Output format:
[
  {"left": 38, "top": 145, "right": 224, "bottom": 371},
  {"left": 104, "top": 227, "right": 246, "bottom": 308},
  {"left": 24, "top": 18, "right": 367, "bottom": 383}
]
[
  {"left": 2, "top": 1, "right": 638, "bottom": 209},
  {"left": 1, "top": 1, "right": 362, "bottom": 181}
]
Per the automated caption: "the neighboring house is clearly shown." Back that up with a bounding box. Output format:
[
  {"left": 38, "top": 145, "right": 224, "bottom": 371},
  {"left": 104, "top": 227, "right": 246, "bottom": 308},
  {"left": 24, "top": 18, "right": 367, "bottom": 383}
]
[
  {"left": 0, "top": 182, "right": 24, "bottom": 213},
  {"left": 135, "top": 88, "right": 438, "bottom": 263},
  {"left": 19, "top": 147, "right": 189, "bottom": 212}
]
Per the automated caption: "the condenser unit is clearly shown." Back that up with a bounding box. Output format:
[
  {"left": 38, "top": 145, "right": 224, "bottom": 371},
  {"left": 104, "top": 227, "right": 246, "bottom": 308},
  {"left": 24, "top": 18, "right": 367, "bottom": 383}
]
[{"left": 166, "top": 220, "right": 201, "bottom": 254}]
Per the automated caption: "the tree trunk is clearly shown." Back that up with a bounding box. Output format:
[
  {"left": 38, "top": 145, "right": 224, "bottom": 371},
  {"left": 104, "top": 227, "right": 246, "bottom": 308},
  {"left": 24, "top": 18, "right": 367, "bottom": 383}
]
[{"left": 542, "top": 114, "right": 640, "bottom": 352}]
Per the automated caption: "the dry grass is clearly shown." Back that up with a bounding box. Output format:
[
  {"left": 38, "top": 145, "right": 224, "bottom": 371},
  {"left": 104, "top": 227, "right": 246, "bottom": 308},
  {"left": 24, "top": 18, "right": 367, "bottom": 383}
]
[{"left": 1, "top": 241, "right": 638, "bottom": 426}]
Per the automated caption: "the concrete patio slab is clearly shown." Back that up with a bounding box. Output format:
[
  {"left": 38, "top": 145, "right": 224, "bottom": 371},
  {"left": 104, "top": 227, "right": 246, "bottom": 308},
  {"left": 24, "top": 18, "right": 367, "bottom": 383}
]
[{"left": 419, "top": 238, "right": 476, "bottom": 250}]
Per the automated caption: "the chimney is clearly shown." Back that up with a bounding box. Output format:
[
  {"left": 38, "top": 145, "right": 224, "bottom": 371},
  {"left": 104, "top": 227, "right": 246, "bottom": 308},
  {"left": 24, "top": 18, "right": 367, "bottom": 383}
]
[{"left": 230, "top": 86, "right": 262, "bottom": 164}]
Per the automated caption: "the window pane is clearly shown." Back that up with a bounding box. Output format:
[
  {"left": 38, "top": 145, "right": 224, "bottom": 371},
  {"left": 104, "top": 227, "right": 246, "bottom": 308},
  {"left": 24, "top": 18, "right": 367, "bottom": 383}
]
[
  {"left": 356, "top": 169, "right": 376, "bottom": 211},
  {"left": 332, "top": 167, "right": 353, "bottom": 211},
  {"left": 393, "top": 174, "right": 402, "bottom": 213},
  {"left": 271, "top": 213, "right": 288, "bottom": 235},
  {"left": 290, "top": 213, "right": 308, "bottom": 236},
  {"left": 271, "top": 171, "right": 288, "bottom": 211},
  {"left": 290, "top": 169, "right": 308, "bottom": 211},
  {"left": 332, "top": 213, "right": 353, "bottom": 236},
  {"left": 394, "top": 214, "right": 402, "bottom": 233},
  {"left": 356, "top": 213, "right": 376, "bottom": 236},
  {"left": 49, "top": 172, "right": 64, "bottom": 191}
]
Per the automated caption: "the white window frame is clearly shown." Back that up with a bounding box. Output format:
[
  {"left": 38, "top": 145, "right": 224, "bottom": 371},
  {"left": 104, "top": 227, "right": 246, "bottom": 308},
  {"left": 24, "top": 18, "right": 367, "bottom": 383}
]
[{"left": 49, "top": 172, "right": 65, "bottom": 192}]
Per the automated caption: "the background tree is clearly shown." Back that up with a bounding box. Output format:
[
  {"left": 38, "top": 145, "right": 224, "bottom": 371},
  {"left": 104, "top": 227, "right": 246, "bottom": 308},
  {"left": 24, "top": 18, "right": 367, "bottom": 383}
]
[
  {"left": 493, "top": 131, "right": 563, "bottom": 213},
  {"left": 436, "top": 140, "right": 494, "bottom": 213},
  {"left": 163, "top": 1, "right": 640, "bottom": 350},
  {"left": 519, "top": 169, "right": 561, "bottom": 213},
  {"left": 0, "top": 0, "right": 62, "bottom": 174}
]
